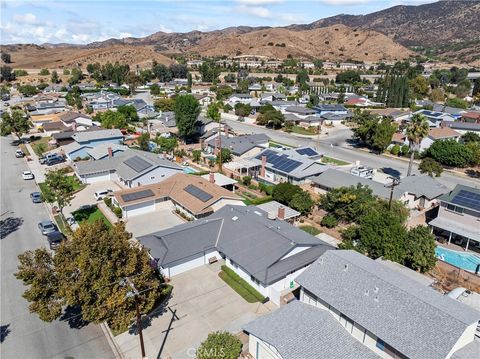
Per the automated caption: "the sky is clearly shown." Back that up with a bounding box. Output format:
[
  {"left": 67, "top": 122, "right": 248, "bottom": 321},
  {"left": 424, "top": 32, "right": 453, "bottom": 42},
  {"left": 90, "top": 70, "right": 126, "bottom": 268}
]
[{"left": 0, "top": 0, "right": 438, "bottom": 45}]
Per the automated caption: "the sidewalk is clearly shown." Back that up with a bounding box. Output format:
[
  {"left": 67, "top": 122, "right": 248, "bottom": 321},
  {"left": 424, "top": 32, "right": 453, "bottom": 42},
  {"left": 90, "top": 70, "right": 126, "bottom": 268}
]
[{"left": 24, "top": 143, "right": 46, "bottom": 182}]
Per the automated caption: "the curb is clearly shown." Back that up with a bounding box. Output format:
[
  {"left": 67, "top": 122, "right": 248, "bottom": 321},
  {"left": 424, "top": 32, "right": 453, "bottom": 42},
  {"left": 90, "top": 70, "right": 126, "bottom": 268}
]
[{"left": 101, "top": 322, "right": 125, "bottom": 359}]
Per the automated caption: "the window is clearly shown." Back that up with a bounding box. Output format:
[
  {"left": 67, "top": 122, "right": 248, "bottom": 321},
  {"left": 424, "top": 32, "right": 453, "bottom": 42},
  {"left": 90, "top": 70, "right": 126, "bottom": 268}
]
[
  {"left": 376, "top": 338, "right": 385, "bottom": 351},
  {"left": 454, "top": 207, "right": 464, "bottom": 214},
  {"left": 447, "top": 204, "right": 455, "bottom": 211}
]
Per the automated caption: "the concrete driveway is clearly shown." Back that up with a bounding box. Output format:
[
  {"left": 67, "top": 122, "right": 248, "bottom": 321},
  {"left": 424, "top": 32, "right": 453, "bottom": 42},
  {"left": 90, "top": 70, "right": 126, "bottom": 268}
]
[
  {"left": 125, "top": 201, "right": 184, "bottom": 237},
  {"left": 114, "top": 264, "right": 276, "bottom": 359},
  {"left": 64, "top": 180, "right": 123, "bottom": 217}
]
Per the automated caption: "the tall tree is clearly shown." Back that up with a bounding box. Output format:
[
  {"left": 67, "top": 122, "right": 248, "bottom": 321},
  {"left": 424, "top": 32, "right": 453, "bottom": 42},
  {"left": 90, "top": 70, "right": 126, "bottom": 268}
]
[
  {"left": 0, "top": 110, "right": 30, "bottom": 139},
  {"left": 137, "top": 132, "right": 151, "bottom": 152},
  {"left": 404, "top": 226, "right": 437, "bottom": 273},
  {"left": 15, "top": 221, "right": 162, "bottom": 331},
  {"left": 206, "top": 103, "right": 221, "bottom": 122},
  {"left": 95, "top": 110, "right": 127, "bottom": 129},
  {"left": 50, "top": 70, "right": 59, "bottom": 84},
  {"left": 43, "top": 169, "right": 75, "bottom": 221},
  {"left": 418, "top": 158, "right": 443, "bottom": 177},
  {"left": 173, "top": 94, "right": 200, "bottom": 138},
  {"left": 152, "top": 64, "right": 172, "bottom": 82},
  {"left": 406, "top": 113, "right": 429, "bottom": 176}
]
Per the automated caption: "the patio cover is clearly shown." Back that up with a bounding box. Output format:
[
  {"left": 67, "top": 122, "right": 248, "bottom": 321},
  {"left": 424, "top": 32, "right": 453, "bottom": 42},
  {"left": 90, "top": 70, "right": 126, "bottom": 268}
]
[{"left": 429, "top": 217, "right": 480, "bottom": 242}]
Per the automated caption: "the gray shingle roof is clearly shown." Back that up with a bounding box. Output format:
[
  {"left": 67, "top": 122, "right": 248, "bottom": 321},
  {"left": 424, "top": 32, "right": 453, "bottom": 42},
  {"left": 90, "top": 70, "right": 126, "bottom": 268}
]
[
  {"left": 443, "top": 121, "right": 480, "bottom": 131},
  {"left": 138, "top": 205, "right": 333, "bottom": 285},
  {"left": 207, "top": 134, "right": 270, "bottom": 156},
  {"left": 451, "top": 340, "right": 480, "bottom": 359},
  {"left": 74, "top": 149, "right": 181, "bottom": 180},
  {"left": 243, "top": 300, "right": 380, "bottom": 359},
  {"left": 313, "top": 169, "right": 449, "bottom": 200},
  {"left": 86, "top": 143, "right": 128, "bottom": 160},
  {"left": 295, "top": 250, "right": 480, "bottom": 359},
  {"left": 284, "top": 106, "right": 316, "bottom": 116},
  {"left": 72, "top": 129, "right": 123, "bottom": 143}
]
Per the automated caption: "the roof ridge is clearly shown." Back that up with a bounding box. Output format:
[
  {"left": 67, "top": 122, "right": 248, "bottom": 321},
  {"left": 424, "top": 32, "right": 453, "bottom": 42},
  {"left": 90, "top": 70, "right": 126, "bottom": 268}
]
[{"left": 330, "top": 251, "right": 472, "bottom": 325}]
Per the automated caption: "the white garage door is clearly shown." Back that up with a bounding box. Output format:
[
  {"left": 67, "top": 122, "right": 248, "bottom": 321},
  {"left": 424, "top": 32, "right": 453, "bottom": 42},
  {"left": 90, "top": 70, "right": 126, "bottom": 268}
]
[
  {"left": 168, "top": 255, "right": 205, "bottom": 277},
  {"left": 83, "top": 171, "right": 111, "bottom": 184},
  {"left": 125, "top": 200, "right": 155, "bottom": 218}
]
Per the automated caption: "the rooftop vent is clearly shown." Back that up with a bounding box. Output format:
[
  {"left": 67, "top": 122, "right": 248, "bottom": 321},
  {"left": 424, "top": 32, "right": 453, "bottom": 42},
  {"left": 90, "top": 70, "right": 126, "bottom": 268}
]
[
  {"left": 232, "top": 216, "right": 239, "bottom": 221},
  {"left": 344, "top": 264, "right": 349, "bottom": 272},
  {"left": 267, "top": 212, "right": 276, "bottom": 220},
  {"left": 374, "top": 286, "right": 379, "bottom": 293},
  {"left": 374, "top": 296, "right": 379, "bottom": 302},
  {"left": 364, "top": 290, "right": 369, "bottom": 296}
]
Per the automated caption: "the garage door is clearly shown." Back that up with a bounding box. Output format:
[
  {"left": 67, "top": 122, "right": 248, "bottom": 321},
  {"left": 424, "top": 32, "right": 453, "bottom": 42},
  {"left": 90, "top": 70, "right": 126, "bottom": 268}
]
[
  {"left": 255, "top": 341, "right": 277, "bottom": 359},
  {"left": 125, "top": 200, "right": 155, "bottom": 218},
  {"left": 169, "top": 255, "right": 205, "bottom": 277},
  {"left": 84, "top": 171, "right": 111, "bottom": 184}
]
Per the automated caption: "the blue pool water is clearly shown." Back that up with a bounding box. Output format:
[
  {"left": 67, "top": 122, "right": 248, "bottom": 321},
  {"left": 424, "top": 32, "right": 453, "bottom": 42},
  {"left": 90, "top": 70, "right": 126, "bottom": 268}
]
[
  {"left": 435, "top": 247, "right": 480, "bottom": 272},
  {"left": 183, "top": 166, "right": 198, "bottom": 174}
]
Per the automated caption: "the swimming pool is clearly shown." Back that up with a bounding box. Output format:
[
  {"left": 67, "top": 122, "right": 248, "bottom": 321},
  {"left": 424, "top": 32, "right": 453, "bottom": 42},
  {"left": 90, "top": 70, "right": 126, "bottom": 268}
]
[
  {"left": 435, "top": 247, "right": 480, "bottom": 273},
  {"left": 183, "top": 166, "right": 198, "bottom": 174}
]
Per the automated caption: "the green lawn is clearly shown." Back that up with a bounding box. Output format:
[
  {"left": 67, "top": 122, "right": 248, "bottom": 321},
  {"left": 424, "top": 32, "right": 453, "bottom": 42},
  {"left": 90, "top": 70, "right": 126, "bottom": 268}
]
[
  {"left": 31, "top": 136, "right": 52, "bottom": 156},
  {"left": 241, "top": 194, "right": 272, "bottom": 206},
  {"left": 290, "top": 126, "right": 317, "bottom": 136},
  {"left": 219, "top": 265, "right": 266, "bottom": 303},
  {"left": 53, "top": 214, "right": 68, "bottom": 233},
  {"left": 321, "top": 156, "right": 350, "bottom": 166},
  {"left": 269, "top": 140, "right": 293, "bottom": 149},
  {"left": 72, "top": 206, "right": 112, "bottom": 228},
  {"left": 299, "top": 225, "right": 321, "bottom": 236}
]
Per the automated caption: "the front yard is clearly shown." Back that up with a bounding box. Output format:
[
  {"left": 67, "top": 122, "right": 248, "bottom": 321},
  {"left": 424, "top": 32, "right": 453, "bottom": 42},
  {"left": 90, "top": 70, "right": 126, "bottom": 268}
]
[
  {"left": 289, "top": 126, "right": 317, "bottom": 136},
  {"left": 321, "top": 156, "right": 350, "bottom": 166},
  {"left": 72, "top": 206, "right": 112, "bottom": 228},
  {"left": 39, "top": 175, "right": 85, "bottom": 202},
  {"left": 31, "top": 136, "right": 52, "bottom": 156}
]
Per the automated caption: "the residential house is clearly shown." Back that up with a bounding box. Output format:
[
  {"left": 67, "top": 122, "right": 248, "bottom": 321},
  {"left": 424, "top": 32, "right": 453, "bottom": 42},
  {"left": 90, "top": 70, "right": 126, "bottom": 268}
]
[
  {"left": 429, "top": 184, "right": 480, "bottom": 251},
  {"left": 60, "top": 112, "right": 94, "bottom": 129},
  {"left": 260, "top": 92, "right": 286, "bottom": 104},
  {"left": 256, "top": 200, "right": 301, "bottom": 221},
  {"left": 148, "top": 111, "right": 177, "bottom": 134},
  {"left": 369, "top": 108, "right": 411, "bottom": 122},
  {"left": 413, "top": 109, "right": 455, "bottom": 127},
  {"left": 461, "top": 111, "right": 480, "bottom": 124},
  {"left": 432, "top": 104, "right": 466, "bottom": 119},
  {"left": 312, "top": 169, "right": 449, "bottom": 210},
  {"left": 41, "top": 121, "right": 71, "bottom": 135},
  {"left": 419, "top": 127, "right": 461, "bottom": 151},
  {"left": 112, "top": 172, "right": 243, "bottom": 219},
  {"left": 137, "top": 205, "right": 334, "bottom": 304},
  {"left": 30, "top": 113, "right": 64, "bottom": 128},
  {"left": 86, "top": 143, "right": 128, "bottom": 160},
  {"left": 227, "top": 93, "right": 252, "bottom": 105},
  {"left": 73, "top": 149, "right": 183, "bottom": 187},
  {"left": 193, "top": 93, "right": 212, "bottom": 107},
  {"left": 62, "top": 129, "right": 124, "bottom": 160},
  {"left": 243, "top": 250, "right": 480, "bottom": 359},
  {"left": 313, "top": 104, "right": 348, "bottom": 116},
  {"left": 321, "top": 112, "right": 351, "bottom": 125},
  {"left": 268, "top": 100, "right": 297, "bottom": 112},
  {"left": 205, "top": 133, "right": 270, "bottom": 158},
  {"left": 442, "top": 121, "right": 480, "bottom": 135},
  {"left": 299, "top": 61, "right": 315, "bottom": 69},
  {"left": 284, "top": 106, "right": 316, "bottom": 118},
  {"left": 200, "top": 172, "right": 238, "bottom": 192},
  {"left": 253, "top": 147, "right": 328, "bottom": 185}
]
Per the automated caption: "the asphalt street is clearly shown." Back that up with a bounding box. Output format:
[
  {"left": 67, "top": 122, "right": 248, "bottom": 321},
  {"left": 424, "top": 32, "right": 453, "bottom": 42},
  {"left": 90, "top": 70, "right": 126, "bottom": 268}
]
[
  {"left": 0, "top": 136, "right": 115, "bottom": 359},
  {"left": 224, "top": 118, "right": 480, "bottom": 189}
]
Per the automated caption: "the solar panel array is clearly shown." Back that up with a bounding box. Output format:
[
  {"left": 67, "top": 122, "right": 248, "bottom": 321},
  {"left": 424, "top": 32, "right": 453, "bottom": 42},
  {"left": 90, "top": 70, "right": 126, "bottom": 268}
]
[
  {"left": 184, "top": 184, "right": 213, "bottom": 202},
  {"left": 451, "top": 189, "right": 480, "bottom": 211},
  {"left": 256, "top": 150, "right": 302, "bottom": 174},
  {"left": 121, "top": 189, "right": 155, "bottom": 203},
  {"left": 124, "top": 156, "right": 152, "bottom": 173},
  {"left": 296, "top": 148, "right": 318, "bottom": 157}
]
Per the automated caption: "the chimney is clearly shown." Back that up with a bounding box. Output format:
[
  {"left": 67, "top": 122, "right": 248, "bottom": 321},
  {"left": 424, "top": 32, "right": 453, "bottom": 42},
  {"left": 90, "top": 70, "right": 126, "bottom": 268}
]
[
  {"left": 277, "top": 205, "right": 285, "bottom": 220},
  {"left": 260, "top": 155, "right": 266, "bottom": 177},
  {"left": 71, "top": 122, "right": 77, "bottom": 131},
  {"left": 209, "top": 172, "right": 215, "bottom": 183},
  {"left": 107, "top": 146, "right": 113, "bottom": 158}
]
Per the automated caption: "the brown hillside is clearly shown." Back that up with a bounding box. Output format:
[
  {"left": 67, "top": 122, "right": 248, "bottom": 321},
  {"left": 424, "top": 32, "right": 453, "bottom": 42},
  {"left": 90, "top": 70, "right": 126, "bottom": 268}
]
[
  {"left": 190, "top": 25, "right": 413, "bottom": 62},
  {"left": 0, "top": 44, "right": 173, "bottom": 69}
]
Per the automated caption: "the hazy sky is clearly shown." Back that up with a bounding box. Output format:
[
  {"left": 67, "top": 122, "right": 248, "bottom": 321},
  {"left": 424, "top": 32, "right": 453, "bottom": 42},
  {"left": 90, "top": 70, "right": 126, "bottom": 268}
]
[{"left": 0, "top": 0, "right": 438, "bottom": 44}]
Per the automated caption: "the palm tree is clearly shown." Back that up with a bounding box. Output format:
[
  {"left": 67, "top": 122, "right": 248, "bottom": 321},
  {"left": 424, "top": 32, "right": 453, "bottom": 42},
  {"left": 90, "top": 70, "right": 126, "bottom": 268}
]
[{"left": 406, "top": 113, "right": 429, "bottom": 176}]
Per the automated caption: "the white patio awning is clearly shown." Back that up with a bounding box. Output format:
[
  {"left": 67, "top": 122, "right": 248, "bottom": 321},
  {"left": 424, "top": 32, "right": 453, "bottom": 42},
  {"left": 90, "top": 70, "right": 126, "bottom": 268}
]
[{"left": 429, "top": 217, "right": 480, "bottom": 242}]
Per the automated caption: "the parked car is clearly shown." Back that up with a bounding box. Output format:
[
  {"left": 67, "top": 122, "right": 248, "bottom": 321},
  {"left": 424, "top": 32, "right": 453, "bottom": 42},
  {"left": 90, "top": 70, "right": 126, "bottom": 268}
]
[
  {"left": 46, "top": 230, "right": 65, "bottom": 250},
  {"left": 66, "top": 216, "right": 77, "bottom": 226},
  {"left": 15, "top": 149, "right": 25, "bottom": 158},
  {"left": 40, "top": 153, "right": 64, "bottom": 165},
  {"left": 94, "top": 189, "right": 113, "bottom": 201},
  {"left": 46, "top": 156, "right": 65, "bottom": 166},
  {"left": 22, "top": 171, "right": 34, "bottom": 180},
  {"left": 38, "top": 220, "right": 57, "bottom": 235},
  {"left": 30, "top": 192, "right": 42, "bottom": 203}
]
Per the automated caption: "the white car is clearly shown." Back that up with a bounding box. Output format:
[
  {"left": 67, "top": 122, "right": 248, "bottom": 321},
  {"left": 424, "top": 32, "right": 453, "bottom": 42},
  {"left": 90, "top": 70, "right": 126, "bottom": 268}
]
[
  {"left": 94, "top": 189, "right": 112, "bottom": 201},
  {"left": 22, "top": 171, "right": 34, "bottom": 180}
]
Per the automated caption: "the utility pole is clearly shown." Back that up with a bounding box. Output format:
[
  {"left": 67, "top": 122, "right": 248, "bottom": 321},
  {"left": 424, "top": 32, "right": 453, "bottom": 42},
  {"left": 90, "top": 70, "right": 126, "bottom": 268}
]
[
  {"left": 386, "top": 176, "right": 400, "bottom": 210},
  {"left": 121, "top": 277, "right": 147, "bottom": 359},
  {"left": 218, "top": 120, "right": 222, "bottom": 172}
]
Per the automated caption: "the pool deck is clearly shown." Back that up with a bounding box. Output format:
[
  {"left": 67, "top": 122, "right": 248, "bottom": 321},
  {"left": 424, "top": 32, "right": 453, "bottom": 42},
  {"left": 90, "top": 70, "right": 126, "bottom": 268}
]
[{"left": 436, "top": 241, "right": 480, "bottom": 255}]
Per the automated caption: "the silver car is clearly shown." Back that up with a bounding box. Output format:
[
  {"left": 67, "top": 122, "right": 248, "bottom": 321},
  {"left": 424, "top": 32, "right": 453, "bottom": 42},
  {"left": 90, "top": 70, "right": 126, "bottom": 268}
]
[{"left": 38, "top": 220, "right": 57, "bottom": 235}]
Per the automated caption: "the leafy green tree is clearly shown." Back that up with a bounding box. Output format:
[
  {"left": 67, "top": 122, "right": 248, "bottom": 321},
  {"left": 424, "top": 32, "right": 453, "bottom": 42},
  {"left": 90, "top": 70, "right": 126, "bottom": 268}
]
[
  {"left": 390, "top": 144, "right": 400, "bottom": 156},
  {"left": 192, "top": 149, "right": 201, "bottom": 163},
  {"left": 96, "top": 110, "right": 127, "bottom": 129},
  {"left": 404, "top": 226, "right": 437, "bottom": 273},
  {"left": 69, "top": 68, "right": 83, "bottom": 86},
  {"left": 319, "top": 184, "right": 376, "bottom": 223},
  {"left": 155, "top": 136, "right": 177, "bottom": 153},
  {"left": 371, "top": 118, "right": 396, "bottom": 153},
  {"left": 50, "top": 70, "right": 59, "bottom": 84},
  {"left": 207, "top": 103, "right": 221, "bottom": 122},
  {"left": 223, "top": 104, "right": 232, "bottom": 113},
  {"left": 0, "top": 85, "right": 9, "bottom": 96},
  {"left": 196, "top": 331, "right": 242, "bottom": 359},
  {"left": 473, "top": 79, "right": 480, "bottom": 97},
  {"left": 234, "top": 103, "right": 251, "bottom": 117},
  {"left": 461, "top": 132, "right": 480, "bottom": 143},
  {"left": 187, "top": 73, "right": 192, "bottom": 88},
  {"left": 296, "top": 69, "right": 310, "bottom": 86},
  {"left": 173, "top": 94, "right": 200, "bottom": 138},
  {"left": 15, "top": 221, "right": 162, "bottom": 331},
  {"left": 1, "top": 66, "right": 15, "bottom": 82},
  {"left": 117, "top": 105, "right": 139, "bottom": 122},
  {"left": 272, "top": 183, "right": 303, "bottom": 206},
  {"left": 217, "top": 148, "right": 232, "bottom": 164},
  {"left": 154, "top": 98, "right": 175, "bottom": 112},
  {"left": 466, "top": 141, "right": 480, "bottom": 166},
  {"left": 14, "top": 69, "right": 28, "bottom": 77},
  {"left": 336, "top": 70, "right": 361, "bottom": 84},
  {"left": 43, "top": 169, "right": 75, "bottom": 220},
  {"left": 426, "top": 139, "right": 474, "bottom": 168},
  {"left": 150, "top": 83, "right": 161, "bottom": 96},
  {"left": 1, "top": 110, "right": 30, "bottom": 138},
  {"left": 352, "top": 112, "right": 395, "bottom": 153},
  {"left": 153, "top": 64, "right": 172, "bottom": 82},
  {"left": 169, "top": 64, "right": 188, "bottom": 78},
  {"left": 39, "top": 68, "right": 50, "bottom": 76},
  {"left": 199, "top": 61, "right": 221, "bottom": 83},
  {"left": 256, "top": 109, "right": 284, "bottom": 129},
  {"left": 125, "top": 72, "right": 141, "bottom": 93},
  {"left": 406, "top": 113, "right": 429, "bottom": 176},
  {"left": 224, "top": 73, "right": 236, "bottom": 83},
  {"left": 137, "top": 132, "right": 151, "bottom": 151},
  {"left": 419, "top": 158, "right": 443, "bottom": 177},
  {"left": 18, "top": 85, "right": 38, "bottom": 97},
  {"left": 446, "top": 97, "right": 468, "bottom": 109},
  {"left": 1, "top": 52, "right": 11, "bottom": 63},
  {"left": 320, "top": 214, "right": 338, "bottom": 228},
  {"left": 429, "top": 87, "right": 444, "bottom": 102},
  {"left": 289, "top": 190, "right": 314, "bottom": 215},
  {"left": 215, "top": 85, "right": 233, "bottom": 101},
  {"left": 408, "top": 75, "right": 429, "bottom": 99},
  {"left": 63, "top": 68, "right": 70, "bottom": 75}
]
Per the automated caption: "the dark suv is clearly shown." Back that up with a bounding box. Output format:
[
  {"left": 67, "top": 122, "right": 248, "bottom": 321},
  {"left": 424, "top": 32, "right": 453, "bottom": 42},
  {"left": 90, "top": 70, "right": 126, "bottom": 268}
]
[{"left": 46, "top": 231, "right": 65, "bottom": 250}]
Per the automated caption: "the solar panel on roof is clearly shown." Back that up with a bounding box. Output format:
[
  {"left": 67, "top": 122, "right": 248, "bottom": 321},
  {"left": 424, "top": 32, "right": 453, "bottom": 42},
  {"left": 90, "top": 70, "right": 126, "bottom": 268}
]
[
  {"left": 184, "top": 184, "right": 213, "bottom": 202},
  {"left": 296, "top": 148, "right": 318, "bottom": 157},
  {"left": 121, "top": 189, "right": 155, "bottom": 203},
  {"left": 451, "top": 189, "right": 480, "bottom": 211},
  {"left": 124, "top": 155, "right": 152, "bottom": 173}
]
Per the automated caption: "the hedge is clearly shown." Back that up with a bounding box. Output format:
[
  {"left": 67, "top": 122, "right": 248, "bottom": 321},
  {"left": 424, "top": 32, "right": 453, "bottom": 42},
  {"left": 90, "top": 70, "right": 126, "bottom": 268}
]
[{"left": 219, "top": 265, "right": 266, "bottom": 303}]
